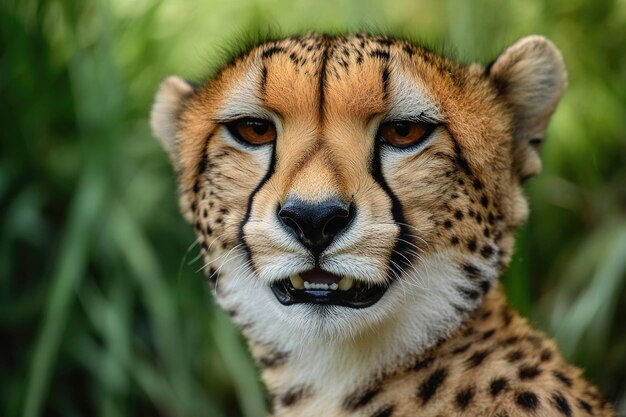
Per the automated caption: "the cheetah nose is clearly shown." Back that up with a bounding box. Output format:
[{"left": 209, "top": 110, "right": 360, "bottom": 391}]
[{"left": 278, "top": 198, "right": 355, "bottom": 255}]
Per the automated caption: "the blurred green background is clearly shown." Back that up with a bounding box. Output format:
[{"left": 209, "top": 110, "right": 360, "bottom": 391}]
[{"left": 1, "top": 0, "right": 625, "bottom": 416}]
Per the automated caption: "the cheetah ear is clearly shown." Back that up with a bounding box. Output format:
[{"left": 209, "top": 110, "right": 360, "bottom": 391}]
[
  {"left": 150, "top": 76, "right": 195, "bottom": 169},
  {"left": 487, "top": 35, "right": 567, "bottom": 181}
]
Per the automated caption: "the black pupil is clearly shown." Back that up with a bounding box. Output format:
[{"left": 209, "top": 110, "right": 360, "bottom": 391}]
[
  {"left": 394, "top": 122, "right": 411, "bottom": 137},
  {"left": 249, "top": 121, "right": 269, "bottom": 135}
]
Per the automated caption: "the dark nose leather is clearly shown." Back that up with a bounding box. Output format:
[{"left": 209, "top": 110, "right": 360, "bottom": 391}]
[{"left": 278, "top": 198, "right": 354, "bottom": 254}]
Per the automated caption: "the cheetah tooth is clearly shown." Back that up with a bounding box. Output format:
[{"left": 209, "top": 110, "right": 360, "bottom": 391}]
[
  {"left": 338, "top": 277, "right": 354, "bottom": 291},
  {"left": 289, "top": 274, "right": 305, "bottom": 290}
]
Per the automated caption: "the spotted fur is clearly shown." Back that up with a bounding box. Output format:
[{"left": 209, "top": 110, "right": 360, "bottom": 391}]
[{"left": 151, "top": 33, "right": 616, "bottom": 416}]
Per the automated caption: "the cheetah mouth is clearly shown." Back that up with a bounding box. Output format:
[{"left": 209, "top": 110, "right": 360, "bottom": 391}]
[{"left": 270, "top": 267, "right": 388, "bottom": 308}]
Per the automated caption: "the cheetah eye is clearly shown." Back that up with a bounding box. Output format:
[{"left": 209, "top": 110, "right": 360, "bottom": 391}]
[
  {"left": 377, "top": 121, "right": 435, "bottom": 148},
  {"left": 226, "top": 118, "right": 277, "bottom": 146}
]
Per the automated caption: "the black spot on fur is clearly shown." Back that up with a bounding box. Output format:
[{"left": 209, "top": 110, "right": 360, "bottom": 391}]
[
  {"left": 459, "top": 286, "right": 480, "bottom": 300},
  {"left": 451, "top": 236, "right": 460, "bottom": 245},
  {"left": 482, "top": 329, "right": 495, "bottom": 340},
  {"left": 258, "top": 350, "right": 288, "bottom": 369},
  {"left": 481, "top": 245, "right": 495, "bottom": 258},
  {"left": 456, "top": 387, "right": 475, "bottom": 409},
  {"left": 462, "top": 327, "right": 475, "bottom": 337},
  {"left": 451, "top": 343, "right": 470, "bottom": 355},
  {"left": 466, "top": 349, "right": 490, "bottom": 368},
  {"left": 519, "top": 365, "right": 542, "bottom": 380},
  {"left": 344, "top": 385, "right": 380, "bottom": 410},
  {"left": 553, "top": 370, "right": 573, "bottom": 387},
  {"left": 411, "top": 356, "right": 434, "bottom": 371},
  {"left": 467, "top": 238, "right": 477, "bottom": 252},
  {"left": 481, "top": 195, "right": 489, "bottom": 207},
  {"left": 444, "top": 219, "right": 453, "bottom": 228},
  {"left": 502, "top": 336, "right": 519, "bottom": 346},
  {"left": 403, "top": 44, "right": 416, "bottom": 56},
  {"left": 501, "top": 307, "right": 513, "bottom": 326},
  {"left": 552, "top": 392, "right": 573, "bottom": 417},
  {"left": 418, "top": 368, "right": 448, "bottom": 404},
  {"left": 540, "top": 349, "right": 553, "bottom": 362},
  {"left": 454, "top": 210, "right": 464, "bottom": 220},
  {"left": 479, "top": 280, "right": 491, "bottom": 294},
  {"left": 370, "top": 405, "right": 394, "bottom": 417},
  {"left": 578, "top": 399, "right": 593, "bottom": 414},
  {"left": 516, "top": 391, "right": 540, "bottom": 410},
  {"left": 473, "top": 179, "right": 483, "bottom": 190},
  {"left": 506, "top": 349, "right": 524, "bottom": 363},
  {"left": 490, "top": 377, "right": 509, "bottom": 397},
  {"left": 462, "top": 263, "right": 482, "bottom": 279},
  {"left": 280, "top": 386, "right": 308, "bottom": 407}
]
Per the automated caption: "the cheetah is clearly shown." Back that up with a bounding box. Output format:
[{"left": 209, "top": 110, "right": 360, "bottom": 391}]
[{"left": 150, "top": 33, "right": 617, "bottom": 416}]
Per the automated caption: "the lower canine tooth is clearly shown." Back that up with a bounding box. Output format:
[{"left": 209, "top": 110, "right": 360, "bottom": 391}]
[
  {"left": 338, "top": 277, "right": 354, "bottom": 291},
  {"left": 290, "top": 274, "right": 305, "bottom": 289}
]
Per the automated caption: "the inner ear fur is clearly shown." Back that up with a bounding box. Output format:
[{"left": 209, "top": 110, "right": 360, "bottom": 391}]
[
  {"left": 150, "top": 76, "right": 195, "bottom": 170},
  {"left": 487, "top": 35, "right": 567, "bottom": 181}
]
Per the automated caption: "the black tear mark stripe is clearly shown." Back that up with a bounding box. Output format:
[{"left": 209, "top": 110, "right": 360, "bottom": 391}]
[
  {"left": 371, "top": 139, "right": 415, "bottom": 281},
  {"left": 237, "top": 143, "right": 277, "bottom": 272}
]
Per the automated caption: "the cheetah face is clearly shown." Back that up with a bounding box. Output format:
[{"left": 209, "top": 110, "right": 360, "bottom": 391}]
[{"left": 151, "top": 34, "right": 565, "bottom": 341}]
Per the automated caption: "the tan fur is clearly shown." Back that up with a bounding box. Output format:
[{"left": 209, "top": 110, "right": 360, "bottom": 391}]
[{"left": 151, "top": 33, "right": 614, "bottom": 416}]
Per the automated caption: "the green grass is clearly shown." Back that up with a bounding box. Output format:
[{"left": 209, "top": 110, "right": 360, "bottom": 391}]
[{"left": 1, "top": 0, "right": 625, "bottom": 415}]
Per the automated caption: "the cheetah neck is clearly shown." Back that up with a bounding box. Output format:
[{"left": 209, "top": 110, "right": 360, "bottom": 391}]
[{"left": 243, "top": 282, "right": 508, "bottom": 416}]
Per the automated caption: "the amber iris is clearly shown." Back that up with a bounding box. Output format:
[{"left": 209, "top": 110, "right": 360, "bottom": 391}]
[
  {"left": 227, "top": 118, "right": 276, "bottom": 145},
  {"left": 378, "top": 121, "right": 432, "bottom": 148}
]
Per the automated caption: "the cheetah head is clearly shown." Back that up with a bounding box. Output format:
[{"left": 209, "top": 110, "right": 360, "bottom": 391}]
[{"left": 151, "top": 34, "right": 566, "bottom": 347}]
